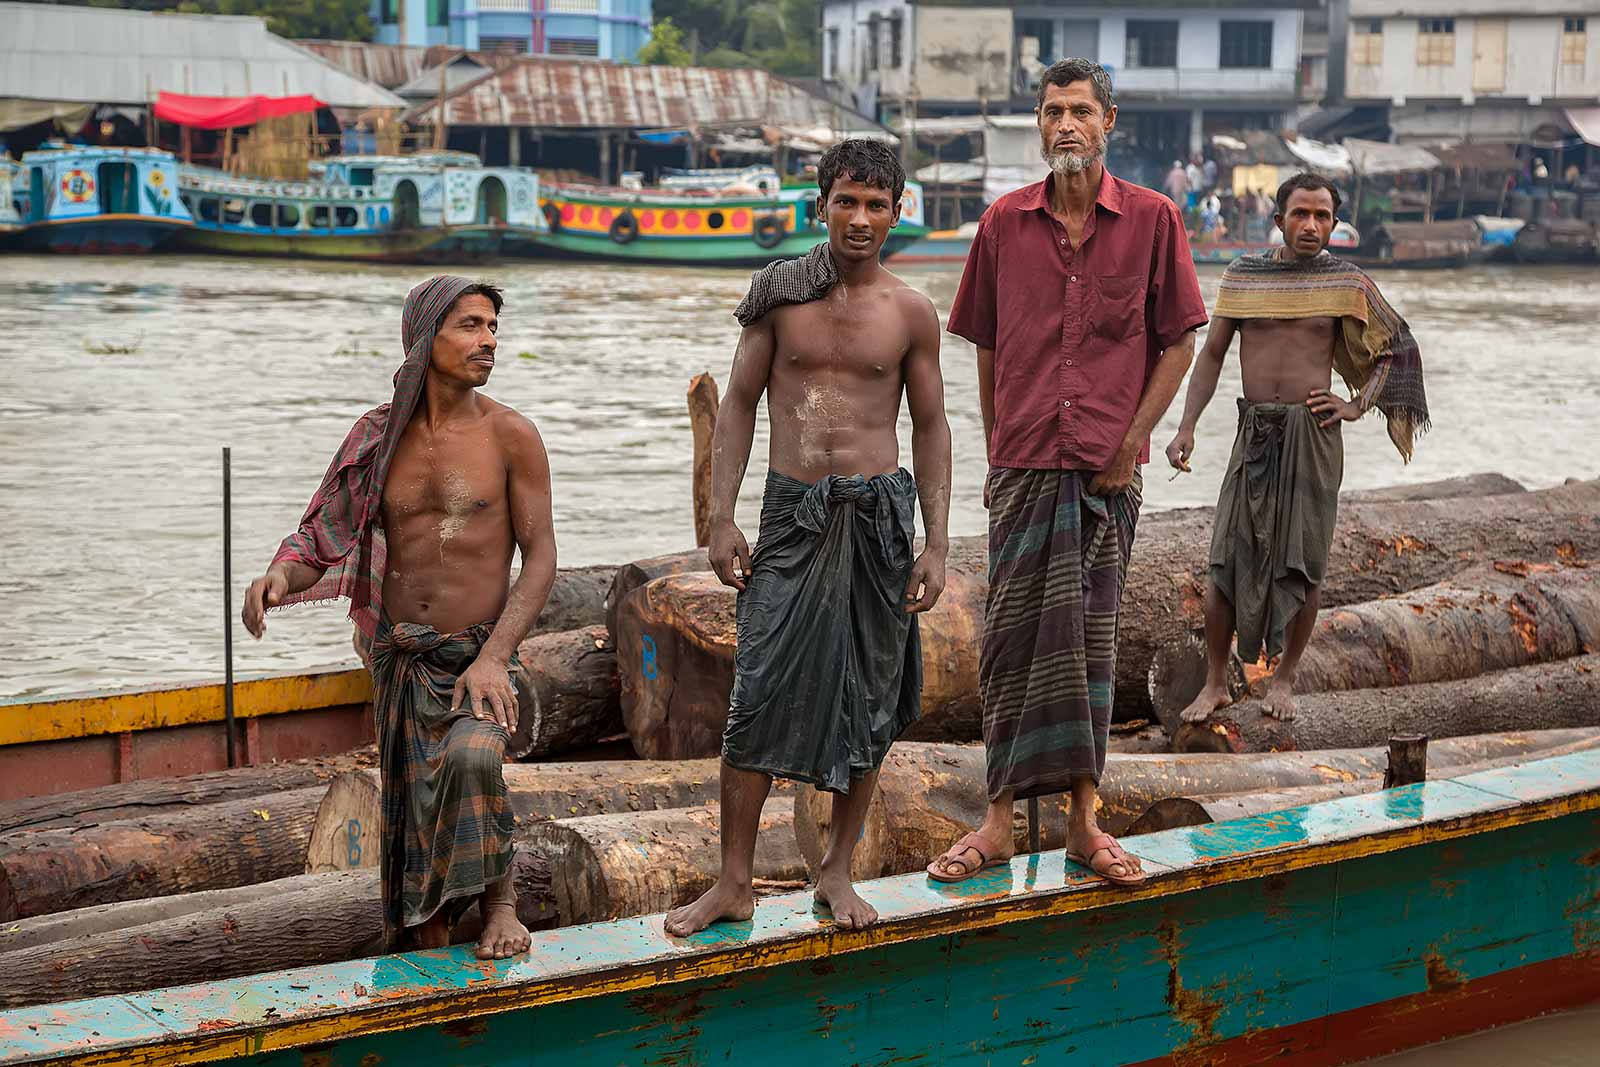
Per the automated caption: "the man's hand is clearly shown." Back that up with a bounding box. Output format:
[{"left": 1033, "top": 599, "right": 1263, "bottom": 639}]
[
  {"left": 902, "top": 548, "right": 947, "bottom": 614},
  {"left": 982, "top": 469, "right": 993, "bottom": 510},
  {"left": 1088, "top": 443, "right": 1139, "bottom": 496},
  {"left": 453, "top": 653, "right": 518, "bottom": 734},
  {"left": 708, "top": 521, "right": 752, "bottom": 591},
  {"left": 242, "top": 567, "right": 288, "bottom": 639},
  {"left": 1165, "top": 428, "right": 1195, "bottom": 472},
  {"left": 1307, "top": 389, "right": 1361, "bottom": 430}
]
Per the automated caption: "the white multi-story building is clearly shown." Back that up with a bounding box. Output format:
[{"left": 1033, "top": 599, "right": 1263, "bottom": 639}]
[
  {"left": 821, "top": 2, "right": 1315, "bottom": 168},
  {"left": 1343, "top": 2, "right": 1600, "bottom": 142}
]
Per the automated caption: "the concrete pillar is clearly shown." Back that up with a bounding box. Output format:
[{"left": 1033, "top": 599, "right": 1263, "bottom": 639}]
[{"left": 1189, "top": 106, "right": 1204, "bottom": 157}]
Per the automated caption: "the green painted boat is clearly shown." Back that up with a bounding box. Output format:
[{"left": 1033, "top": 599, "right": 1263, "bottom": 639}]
[{"left": 3, "top": 749, "right": 1596, "bottom": 1066}]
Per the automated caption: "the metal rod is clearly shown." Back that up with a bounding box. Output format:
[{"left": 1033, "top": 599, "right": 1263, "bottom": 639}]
[
  {"left": 223, "top": 446, "right": 237, "bottom": 769},
  {"left": 1027, "top": 796, "right": 1041, "bottom": 854}
]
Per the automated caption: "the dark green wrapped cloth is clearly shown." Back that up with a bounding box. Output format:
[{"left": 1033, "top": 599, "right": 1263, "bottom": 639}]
[
  {"left": 722, "top": 468, "right": 922, "bottom": 793},
  {"left": 1209, "top": 399, "right": 1344, "bottom": 663}
]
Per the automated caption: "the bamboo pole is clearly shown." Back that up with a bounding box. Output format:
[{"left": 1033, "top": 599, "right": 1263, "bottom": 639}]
[{"left": 687, "top": 374, "right": 720, "bottom": 547}]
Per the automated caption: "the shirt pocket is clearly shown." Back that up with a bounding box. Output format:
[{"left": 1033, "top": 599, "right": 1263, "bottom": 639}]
[{"left": 1093, "top": 273, "right": 1146, "bottom": 341}]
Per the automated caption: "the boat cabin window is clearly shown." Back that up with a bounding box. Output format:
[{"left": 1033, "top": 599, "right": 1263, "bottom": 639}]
[
  {"left": 29, "top": 166, "right": 44, "bottom": 221},
  {"left": 348, "top": 167, "right": 376, "bottom": 187},
  {"left": 707, "top": 210, "right": 725, "bottom": 230},
  {"left": 310, "top": 204, "right": 331, "bottom": 228},
  {"left": 97, "top": 161, "right": 139, "bottom": 214},
  {"left": 277, "top": 203, "right": 300, "bottom": 228},
  {"left": 250, "top": 202, "right": 273, "bottom": 227},
  {"left": 335, "top": 205, "right": 359, "bottom": 228},
  {"left": 223, "top": 198, "right": 246, "bottom": 224},
  {"left": 198, "top": 197, "right": 220, "bottom": 223}
]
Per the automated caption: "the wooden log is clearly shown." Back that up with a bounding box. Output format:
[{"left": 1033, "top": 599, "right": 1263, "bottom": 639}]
[
  {"left": 688, "top": 373, "right": 720, "bottom": 547},
  {"left": 0, "top": 787, "right": 325, "bottom": 922},
  {"left": 0, "top": 852, "right": 555, "bottom": 1010},
  {"left": 0, "top": 749, "right": 374, "bottom": 836},
  {"left": 1340, "top": 472, "right": 1524, "bottom": 502},
  {"left": 791, "top": 731, "right": 1596, "bottom": 879},
  {"left": 305, "top": 759, "right": 793, "bottom": 873},
  {"left": 604, "top": 546, "right": 710, "bottom": 641},
  {"left": 1385, "top": 736, "right": 1429, "bottom": 788},
  {"left": 521, "top": 798, "right": 802, "bottom": 925},
  {"left": 534, "top": 564, "right": 616, "bottom": 635},
  {"left": 507, "top": 625, "right": 621, "bottom": 760},
  {"left": 1173, "top": 654, "right": 1600, "bottom": 754},
  {"left": 1127, "top": 729, "right": 1600, "bottom": 834}
]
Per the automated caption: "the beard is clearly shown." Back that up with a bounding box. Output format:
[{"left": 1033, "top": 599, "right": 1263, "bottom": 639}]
[{"left": 1043, "top": 136, "right": 1105, "bottom": 176}]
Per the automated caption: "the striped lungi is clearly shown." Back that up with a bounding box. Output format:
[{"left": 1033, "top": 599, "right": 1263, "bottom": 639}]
[{"left": 980, "top": 468, "right": 1141, "bottom": 800}]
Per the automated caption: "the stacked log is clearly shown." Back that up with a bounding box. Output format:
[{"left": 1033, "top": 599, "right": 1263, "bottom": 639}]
[
  {"left": 0, "top": 787, "right": 325, "bottom": 921},
  {"left": 508, "top": 625, "right": 622, "bottom": 759},
  {"left": 790, "top": 732, "right": 1594, "bottom": 879}
]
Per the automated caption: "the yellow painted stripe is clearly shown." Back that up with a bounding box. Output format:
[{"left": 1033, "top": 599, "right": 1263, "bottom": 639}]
[
  {"left": 0, "top": 670, "right": 370, "bottom": 747},
  {"left": 30, "top": 214, "right": 194, "bottom": 228},
  {"left": 47, "top": 786, "right": 1600, "bottom": 1067}
]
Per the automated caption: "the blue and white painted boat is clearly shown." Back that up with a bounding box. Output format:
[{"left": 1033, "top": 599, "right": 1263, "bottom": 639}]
[
  {"left": 13, "top": 146, "right": 192, "bottom": 253},
  {"left": 0, "top": 159, "right": 23, "bottom": 242}
]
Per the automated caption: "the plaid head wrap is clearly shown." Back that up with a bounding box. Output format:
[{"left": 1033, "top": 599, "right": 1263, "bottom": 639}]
[{"left": 271, "top": 275, "right": 481, "bottom": 638}]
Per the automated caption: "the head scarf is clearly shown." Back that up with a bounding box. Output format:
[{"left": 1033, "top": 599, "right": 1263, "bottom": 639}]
[{"left": 272, "top": 275, "right": 480, "bottom": 637}]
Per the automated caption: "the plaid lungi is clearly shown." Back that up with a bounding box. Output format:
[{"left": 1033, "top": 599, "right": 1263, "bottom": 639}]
[
  {"left": 369, "top": 615, "right": 517, "bottom": 941},
  {"left": 981, "top": 468, "right": 1141, "bottom": 799}
]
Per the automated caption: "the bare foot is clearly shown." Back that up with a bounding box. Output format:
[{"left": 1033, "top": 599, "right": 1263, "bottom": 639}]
[
  {"left": 1261, "top": 684, "right": 1297, "bottom": 722},
  {"left": 814, "top": 870, "right": 878, "bottom": 930},
  {"left": 476, "top": 900, "right": 530, "bottom": 960},
  {"left": 412, "top": 913, "right": 450, "bottom": 950},
  {"left": 664, "top": 879, "right": 754, "bottom": 937},
  {"left": 1179, "top": 683, "right": 1233, "bottom": 724}
]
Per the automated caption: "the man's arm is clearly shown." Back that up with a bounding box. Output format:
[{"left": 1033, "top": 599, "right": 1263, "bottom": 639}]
[
  {"left": 242, "top": 560, "right": 325, "bottom": 638},
  {"left": 1089, "top": 330, "right": 1197, "bottom": 495},
  {"left": 455, "top": 412, "right": 557, "bottom": 733},
  {"left": 1165, "top": 316, "right": 1238, "bottom": 470},
  {"left": 706, "top": 316, "right": 776, "bottom": 590},
  {"left": 902, "top": 292, "right": 951, "bottom": 613},
  {"left": 976, "top": 346, "right": 996, "bottom": 506}
]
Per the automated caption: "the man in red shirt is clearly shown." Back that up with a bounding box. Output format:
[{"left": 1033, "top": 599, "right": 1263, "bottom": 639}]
[{"left": 928, "top": 58, "right": 1207, "bottom": 887}]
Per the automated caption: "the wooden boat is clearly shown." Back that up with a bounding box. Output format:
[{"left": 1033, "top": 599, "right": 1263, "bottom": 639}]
[
  {"left": 2, "top": 749, "right": 1595, "bottom": 1066},
  {"left": 0, "top": 159, "right": 23, "bottom": 241},
  {"left": 1512, "top": 217, "right": 1599, "bottom": 265},
  {"left": 13, "top": 146, "right": 193, "bottom": 253},
  {"left": 524, "top": 169, "right": 930, "bottom": 267},
  {"left": 1348, "top": 219, "right": 1486, "bottom": 270},
  {"left": 889, "top": 219, "right": 1360, "bottom": 267},
  {"left": 174, "top": 152, "right": 541, "bottom": 263}
]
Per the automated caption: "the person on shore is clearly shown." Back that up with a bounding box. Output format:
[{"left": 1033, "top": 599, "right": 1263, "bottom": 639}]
[
  {"left": 242, "top": 275, "right": 556, "bottom": 959},
  {"left": 1166, "top": 174, "right": 1429, "bottom": 723},
  {"left": 664, "top": 138, "right": 952, "bottom": 936},
  {"left": 926, "top": 58, "right": 1206, "bottom": 888},
  {"left": 1163, "top": 160, "right": 1188, "bottom": 205}
]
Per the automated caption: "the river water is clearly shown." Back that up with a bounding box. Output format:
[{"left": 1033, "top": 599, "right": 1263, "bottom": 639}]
[{"left": 1, "top": 254, "right": 1598, "bottom": 698}]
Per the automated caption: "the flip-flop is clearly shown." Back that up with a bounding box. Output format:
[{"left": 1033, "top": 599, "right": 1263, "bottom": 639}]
[
  {"left": 1066, "top": 832, "right": 1147, "bottom": 887},
  {"left": 926, "top": 832, "right": 1008, "bottom": 884}
]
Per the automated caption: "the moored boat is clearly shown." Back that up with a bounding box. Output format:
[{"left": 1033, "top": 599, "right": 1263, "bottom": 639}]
[
  {"left": 0, "top": 158, "right": 23, "bottom": 242},
  {"left": 174, "top": 152, "right": 541, "bottom": 263},
  {"left": 1512, "top": 217, "right": 1600, "bottom": 265},
  {"left": 1348, "top": 219, "right": 1486, "bottom": 270},
  {"left": 13, "top": 146, "right": 192, "bottom": 253}
]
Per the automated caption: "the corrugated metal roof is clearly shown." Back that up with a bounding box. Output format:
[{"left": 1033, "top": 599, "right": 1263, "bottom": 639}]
[
  {"left": 407, "top": 60, "right": 890, "bottom": 136},
  {"left": 0, "top": 3, "right": 405, "bottom": 110},
  {"left": 296, "top": 41, "right": 433, "bottom": 91}
]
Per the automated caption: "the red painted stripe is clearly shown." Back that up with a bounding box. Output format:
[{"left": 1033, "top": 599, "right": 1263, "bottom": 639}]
[{"left": 1126, "top": 950, "right": 1600, "bottom": 1067}]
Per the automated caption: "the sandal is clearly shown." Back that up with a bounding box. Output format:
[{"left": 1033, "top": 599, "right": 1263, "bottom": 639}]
[
  {"left": 926, "top": 832, "right": 1009, "bottom": 884},
  {"left": 1066, "top": 832, "right": 1147, "bottom": 887}
]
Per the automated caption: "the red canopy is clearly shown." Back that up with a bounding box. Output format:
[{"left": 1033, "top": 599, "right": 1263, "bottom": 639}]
[{"left": 154, "top": 92, "right": 326, "bottom": 130}]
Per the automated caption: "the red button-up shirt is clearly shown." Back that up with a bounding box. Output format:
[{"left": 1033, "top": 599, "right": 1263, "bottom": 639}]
[{"left": 947, "top": 170, "right": 1208, "bottom": 471}]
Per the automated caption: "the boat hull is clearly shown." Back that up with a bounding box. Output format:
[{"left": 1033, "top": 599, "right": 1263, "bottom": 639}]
[
  {"left": 515, "top": 227, "right": 925, "bottom": 267},
  {"left": 173, "top": 224, "right": 517, "bottom": 263},
  {"left": 20, "top": 215, "right": 188, "bottom": 254},
  {"left": 4, "top": 750, "right": 1595, "bottom": 1067}
]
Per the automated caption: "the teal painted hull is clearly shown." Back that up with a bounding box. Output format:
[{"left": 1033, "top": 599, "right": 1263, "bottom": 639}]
[
  {"left": 3, "top": 751, "right": 1597, "bottom": 1067},
  {"left": 509, "top": 228, "right": 929, "bottom": 268}
]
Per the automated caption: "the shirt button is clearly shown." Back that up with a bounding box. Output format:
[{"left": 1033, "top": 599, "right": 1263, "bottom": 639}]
[
  {"left": 1059, "top": 238, "right": 1066, "bottom": 246},
  {"left": 1065, "top": 359, "right": 1073, "bottom": 366},
  {"left": 1063, "top": 400, "right": 1072, "bottom": 408},
  {"left": 1070, "top": 275, "right": 1077, "bottom": 282}
]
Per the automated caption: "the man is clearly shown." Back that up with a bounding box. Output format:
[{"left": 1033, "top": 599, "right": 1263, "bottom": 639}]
[
  {"left": 242, "top": 276, "right": 556, "bottom": 959},
  {"left": 1163, "top": 160, "right": 1188, "bottom": 206},
  {"left": 664, "top": 138, "right": 951, "bottom": 935},
  {"left": 1166, "top": 174, "right": 1429, "bottom": 722},
  {"left": 928, "top": 59, "right": 1206, "bottom": 887}
]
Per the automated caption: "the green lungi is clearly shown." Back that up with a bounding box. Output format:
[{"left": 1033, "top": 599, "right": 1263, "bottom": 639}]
[
  {"left": 369, "top": 615, "right": 518, "bottom": 943},
  {"left": 1209, "top": 399, "right": 1344, "bottom": 663}
]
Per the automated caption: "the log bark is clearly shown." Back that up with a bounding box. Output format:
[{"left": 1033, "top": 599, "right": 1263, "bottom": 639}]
[
  {"left": 1127, "top": 729, "right": 1600, "bottom": 834},
  {"left": 0, "top": 749, "right": 374, "bottom": 836},
  {"left": 0, "top": 787, "right": 325, "bottom": 921},
  {"left": 0, "top": 852, "right": 555, "bottom": 1010},
  {"left": 688, "top": 373, "right": 720, "bottom": 548},
  {"left": 604, "top": 546, "right": 711, "bottom": 642},
  {"left": 507, "top": 626, "right": 622, "bottom": 759},
  {"left": 1172, "top": 654, "right": 1600, "bottom": 753},
  {"left": 521, "top": 798, "right": 802, "bottom": 925},
  {"left": 306, "top": 760, "right": 792, "bottom": 873},
  {"left": 1385, "top": 736, "right": 1429, "bottom": 788},
  {"left": 792, "top": 731, "right": 1597, "bottom": 879},
  {"left": 534, "top": 564, "right": 616, "bottom": 635}
]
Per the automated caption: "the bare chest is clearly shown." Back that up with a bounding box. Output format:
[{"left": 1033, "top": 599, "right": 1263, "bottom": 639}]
[
  {"left": 381, "top": 427, "right": 507, "bottom": 526},
  {"left": 772, "top": 295, "right": 909, "bottom": 380}
]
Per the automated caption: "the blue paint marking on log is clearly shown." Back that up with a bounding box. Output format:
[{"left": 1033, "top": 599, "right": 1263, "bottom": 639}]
[
  {"left": 641, "top": 634, "right": 658, "bottom": 680},
  {"left": 0, "top": 749, "right": 1596, "bottom": 1066},
  {"left": 345, "top": 818, "right": 363, "bottom": 867}
]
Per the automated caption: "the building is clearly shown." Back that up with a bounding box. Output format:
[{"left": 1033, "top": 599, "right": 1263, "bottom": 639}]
[
  {"left": 369, "top": 0, "right": 652, "bottom": 63},
  {"left": 1342, "top": 3, "right": 1600, "bottom": 145},
  {"left": 821, "top": 2, "right": 1318, "bottom": 183}
]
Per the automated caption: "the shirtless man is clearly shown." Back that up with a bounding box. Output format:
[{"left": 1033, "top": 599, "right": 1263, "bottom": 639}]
[
  {"left": 664, "top": 139, "right": 952, "bottom": 936},
  {"left": 1166, "top": 174, "right": 1428, "bottom": 722},
  {"left": 242, "top": 276, "right": 556, "bottom": 958}
]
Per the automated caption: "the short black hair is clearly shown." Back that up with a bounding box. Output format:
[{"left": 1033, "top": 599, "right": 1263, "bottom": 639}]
[
  {"left": 817, "top": 138, "right": 905, "bottom": 205},
  {"left": 1035, "top": 57, "right": 1115, "bottom": 114},
  {"left": 1275, "top": 173, "right": 1343, "bottom": 216},
  {"left": 437, "top": 282, "right": 504, "bottom": 331}
]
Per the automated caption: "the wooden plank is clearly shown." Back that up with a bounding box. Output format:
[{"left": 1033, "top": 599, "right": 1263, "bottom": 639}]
[{"left": 0, "top": 750, "right": 1595, "bottom": 1067}]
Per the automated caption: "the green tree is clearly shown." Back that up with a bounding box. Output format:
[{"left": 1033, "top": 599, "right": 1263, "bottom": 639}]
[
  {"left": 55, "top": 0, "right": 373, "bottom": 41},
  {"left": 636, "top": 17, "right": 694, "bottom": 67},
  {"left": 652, "top": 0, "right": 819, "bottom": 75}
]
